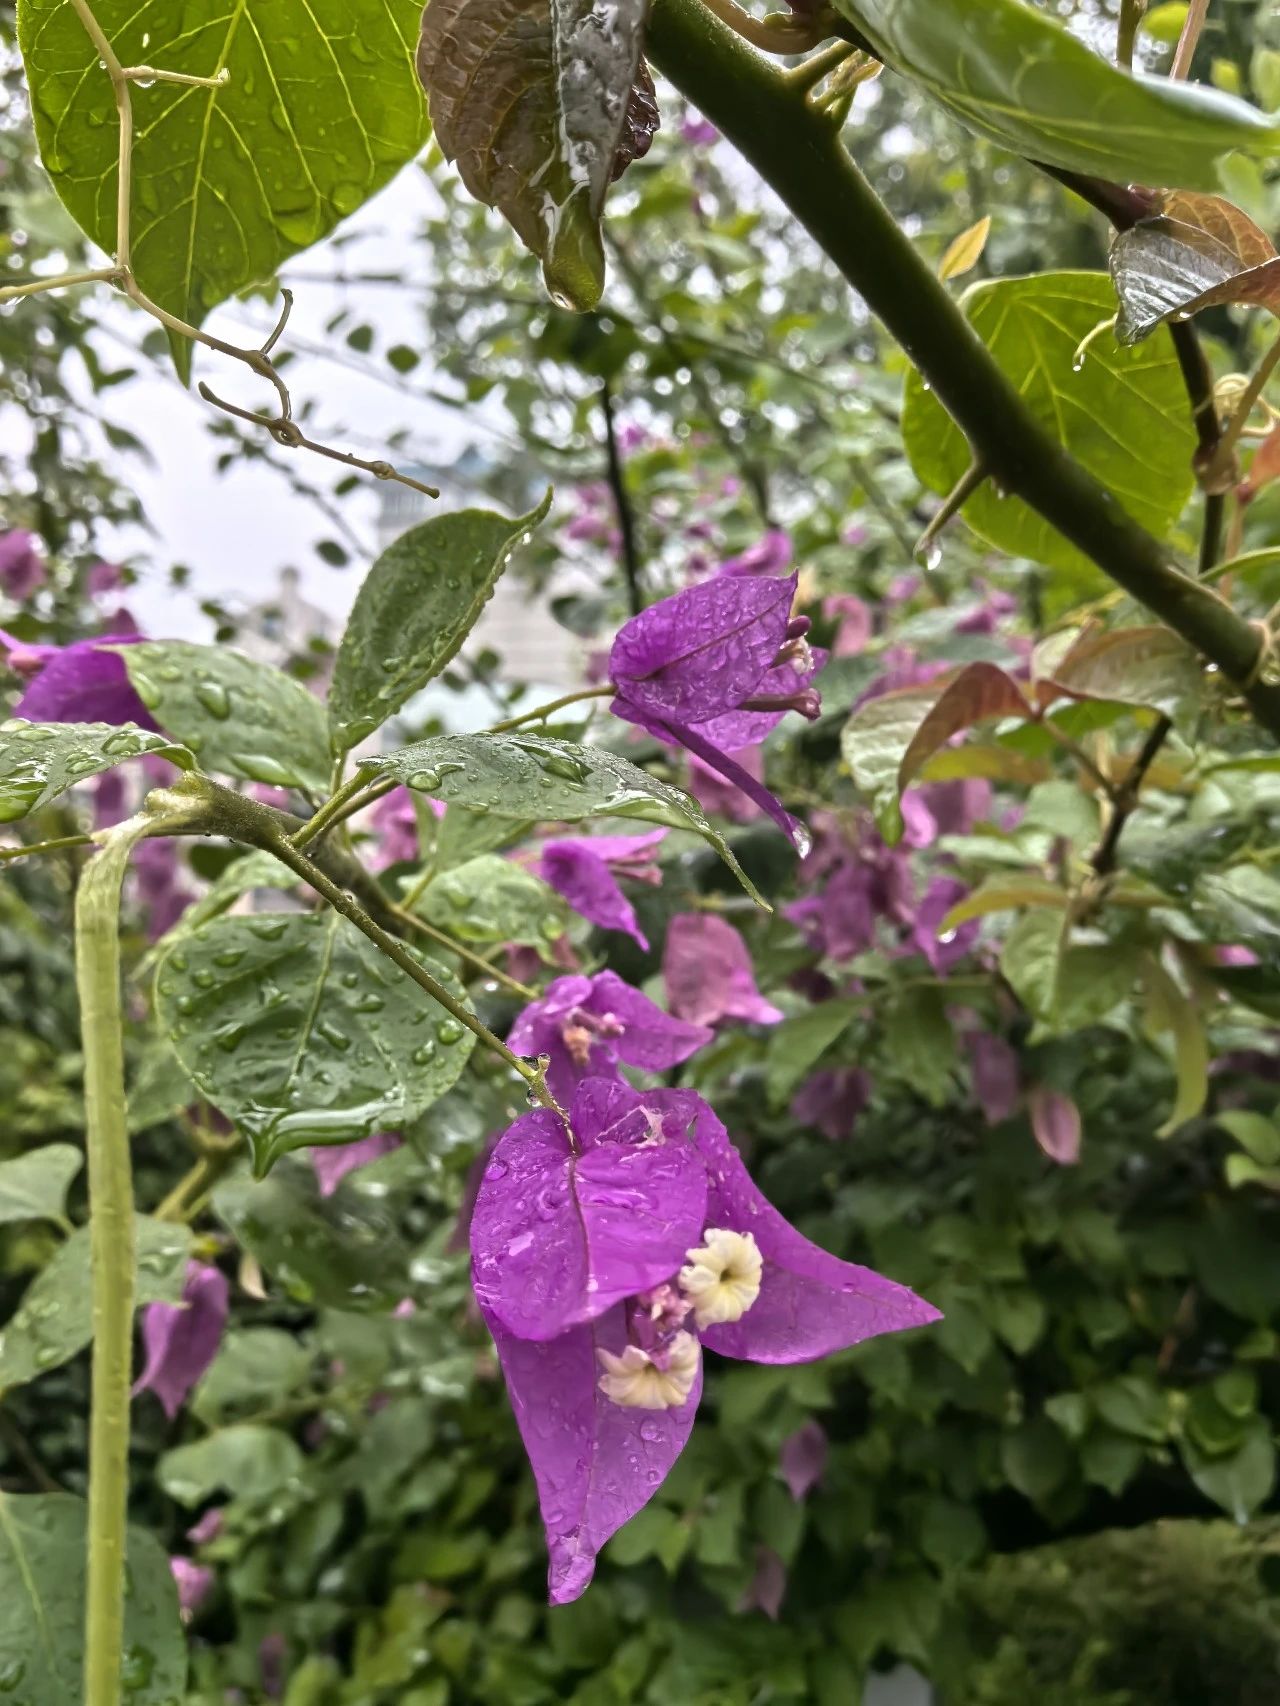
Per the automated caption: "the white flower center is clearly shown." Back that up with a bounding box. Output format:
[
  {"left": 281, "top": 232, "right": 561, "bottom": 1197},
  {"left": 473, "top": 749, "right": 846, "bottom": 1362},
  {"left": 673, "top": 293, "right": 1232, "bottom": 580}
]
[
  {"left": 678, "top": 1227, "right": 763, "bottom": 1328},
  {"left": 597, "top": 1332, "right": 701, "bottom": 1410}
]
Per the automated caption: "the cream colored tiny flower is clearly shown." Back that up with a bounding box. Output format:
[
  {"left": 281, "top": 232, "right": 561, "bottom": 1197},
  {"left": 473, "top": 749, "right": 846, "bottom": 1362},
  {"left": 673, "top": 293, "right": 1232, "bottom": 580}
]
[
  {"left": 679, "top": 1228, "right": 763, "bottom": 1328},
  {"left": 597, "top": 1332, "right": 701, "bottom": 1410}
]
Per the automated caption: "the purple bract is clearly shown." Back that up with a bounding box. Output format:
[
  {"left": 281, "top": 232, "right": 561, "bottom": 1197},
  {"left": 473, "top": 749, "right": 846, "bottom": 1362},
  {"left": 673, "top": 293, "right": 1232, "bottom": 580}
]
[
  {"left": 0, "top": 629, "right": 155, "bottom": 728},
  {"left": 473, "top": 1079, "right": 939, "bottom": 1602},
  {"left": 663, "top": 912, "right": 782, "bottom": 1027},
  {"left": 133, "top": 1262, "right": 229, "bottom": 1420},
  {"left": 537, "top": 829, "right": 666, "bottom": 950}
]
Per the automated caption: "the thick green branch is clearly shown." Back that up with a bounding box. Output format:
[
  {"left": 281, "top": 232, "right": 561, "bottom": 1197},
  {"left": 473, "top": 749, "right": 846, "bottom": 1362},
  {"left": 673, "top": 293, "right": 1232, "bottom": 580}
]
[{"left": 645, "top": 0, "right": 1280, "bottom": 737}]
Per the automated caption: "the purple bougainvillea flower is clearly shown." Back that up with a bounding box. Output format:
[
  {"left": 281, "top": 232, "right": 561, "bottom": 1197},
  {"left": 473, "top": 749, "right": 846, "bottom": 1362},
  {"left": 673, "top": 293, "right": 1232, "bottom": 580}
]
[
  {"left": 608, "top": 572, "right": 822, "bottom": 843},
  {"left": 663, "top": 913, "right": 782, "bottom": 1027},
  {"left": 718, "top": 529, "right": 792, "bottom": 579},
  {"left": 680, "top": 114, "right": 719, "bottom": 146},
  {"left": 1029, "top": 1086, "right": 1081, "bottom": 1165},
  {"left": 87, "top": 559, "right": 126, "bottom": 599},
  {"left": 508, "top": 969, "right": 712, "bottom": 1106},
  {"left": 824, "top": 592, "right": 873, "bottom": 657},
  {"left": 739, "top": 1545, "right": 787, "bottom": 1619},
  {"left": 170, "top": 1557, "right": 215, "bottom": 1622},
  {"left": 186, "top": 1508, "right": 224, "bottom": 1545},
  {"left": 133, "top": 1262, "right": 229, "bottom": 1420},
  {"left": 537, "top": 830, "right": 666, "bottom": 950},
  {"left": 311, "top": 1132, "right": 401, "bottom": 1197},
  {"left": 780, "top": 1418, "right": 829, "bottom": 1501},
  {"left": 475, "top": 1079, "right": 938, "bottom": 1602},
  {"left": 0, "top": 531, "right": 46, "bottom": 602},
  {"left": 0, "top": 629, "right": 155, "bottom": 727},
  {"left": 133, "top": 838, "right": 196, "bottom": 941},
  {"left": 966, "top": 1032, "right": 1020, "bottom": 1126},
  {"left": 688, "top": 744, "right": 765, "bottom": 823},
  {"left": 909, "top": 876, "right": 980, "bottom": 974},
  {"left": 790, "top": 1067, "right": 872, "bottom": 1143},
  {"left": 368, "top": 785, "right": 436, "bottom": 871}
]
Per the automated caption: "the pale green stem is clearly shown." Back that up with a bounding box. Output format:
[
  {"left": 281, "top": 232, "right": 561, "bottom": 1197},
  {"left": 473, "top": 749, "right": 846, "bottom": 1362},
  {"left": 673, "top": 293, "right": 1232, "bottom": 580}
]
[
  {"left": 289, "top": 771, "right": 371, "bottom": 850},
  {"left": 486, "top": 684, "right": 614, "bottom": 733},
  {"left": 1116, "top": 0, "right": 1145, "bottom": 68},
  {"left": 0, "top": 833, "right": 94, "bottom": 862},
  {"left": 75, "top": 817, "right": 153, "bottom": 1706}
]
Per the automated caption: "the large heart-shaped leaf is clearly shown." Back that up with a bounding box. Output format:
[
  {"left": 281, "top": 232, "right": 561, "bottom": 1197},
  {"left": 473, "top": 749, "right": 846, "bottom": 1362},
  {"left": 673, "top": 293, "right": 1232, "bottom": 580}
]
[
  {"left": 361, "top": 732, "right": 766, "bottom": 903},
  {"left": 16, "top": 0, "right": 429, "bottom": 367},
  {"left": 1110, "top": 192, "right": 1280, "bottom": 344},
  {"left": 0, "top": 1144, "right": 81, "bottom": 1230},
  {"left": 114, "top": 642, "right": 331, "bottom": 794},
  {"left": 155, "top": 912, "right": 476, "bottom": 1175},
  {"left": 902, "top": 272, "right": 1195, "bottom": 577},
  {"left": 329, "top": 494, "right": 551, "bottom": 751},
  {"left": 0, "top": 1493, "right": 186, "bottom": 1704},
  {"left": 416, "top": 0, "right": 652, "bottom": 309},
  {"left": 0, "top": 719, "right": 190, "bottom": 823},
  {"left": 0, "top": 1216, "right": 189, "bottom": 1395},
  {"left": 835, "top": 0, "right": 1280, "bottom": 190}
]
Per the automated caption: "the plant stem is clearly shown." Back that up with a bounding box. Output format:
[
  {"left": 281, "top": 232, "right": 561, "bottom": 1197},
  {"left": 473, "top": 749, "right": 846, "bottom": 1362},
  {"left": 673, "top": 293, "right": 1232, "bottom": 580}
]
[
  {"left": 601, "top": 380, "right": 643, "bottom": 617},
  {"left": 1170, "top": 0, "right": 1210, "bottom": 78},
  {"left": 0, "top": 833, "right": 94, "bottom": 862},
  {"left": 1116, "top": 0, "right": 1146, "bottom": 68},
  {"left": 0, "top": 267, "right": 119, "bottom": 305},
  {"left": 74, "top": 809, "right": 189, "bottom": 1706},
  {"left": 645, "top": 0, "right": 1280, "bottom": 738},
  {"left": 487, "top": 685, "right": 614, "bottom": 732},
  {"left": 1202, "top": 330, "right": 1280, "bottom": 492},
  {"left": 290, "top": 772, "right": 370, "bottom": 851},
  {"left": 388, "top": 904, "right": 538, "bottom": 1000}
]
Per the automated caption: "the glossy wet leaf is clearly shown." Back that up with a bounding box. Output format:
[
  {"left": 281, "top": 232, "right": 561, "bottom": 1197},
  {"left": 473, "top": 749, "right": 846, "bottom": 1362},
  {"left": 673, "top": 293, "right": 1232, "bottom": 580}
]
[
  {"left": 839, "top": 687, "right": 943, "bottom": 843},
  {"left": 191, "top": 1327, "right": 313, "bottom": 1427},
  {"left": 1110, "top": 192, "right": 1280, "bottom": 344},
  {"left": 835, "top": 0, "right": 1280, "bottom": 189},
  {"left": 158, "top": 1424, "right": 305, "bottom": 1507},
  {"left": 213, "top": 1162, "right": 415, "bottom": 1313},
  {"left": 416, "top": 0, "right": 650, "bottom": 308},
  {"left": 0, "top": 1143, "right": 80, "bottom": 1228},
  {"left": 0, "top": 718, "right": 190, "bottom": 823},
  {"left": 127, "top": 1038, "right": 198, "bottom": 1134},
  {"left": 362, "top": 732, "right": 767, "bottom": 904},
  {"left": 0, "top": 1216, "right": 189, "bottom": 1395},
  {"left": 765, "top": 1000, "right": 860, "bottom": 1106},
  {"left": 433, "top": 804, "right": 534, "bottom": 872},
  {"left": 1042, "top": 626, "right": 1204, "bottom": 726},
  {"left": 898, "top": 664, "right": 1030, "bottom": 792},
  {"left": 902, "top": 273, "right": 1196, "bottom": 576},
  {"left": 0, "top": 1492, "right": 186, "bottom": 1704},
  {"left": 114, "top": 642, "right": 331, "bottom": 794},
  {"left": 141, "top": 849, "right": 299, "bottom": 977},
  {"left": 155, "top": 911, "right": 475, "bottom": 1176},
  {"left": 1196, "top": 866, "right": 1280, "bottom": 952},
  {"left": 17, "top": 0, "right": 429, "bottom": 371},
  {"left": 329, "top": 495, "right": 552, "bottom": 751},
  {"left": 413, "top": 852, "right": 568, "bottom": 954}
]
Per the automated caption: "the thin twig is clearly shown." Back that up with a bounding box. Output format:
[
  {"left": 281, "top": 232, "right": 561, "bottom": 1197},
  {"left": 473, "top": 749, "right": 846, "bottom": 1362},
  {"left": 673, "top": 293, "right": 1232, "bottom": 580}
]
[
  {"left": 0, "top": 833, "right": 94, "bottom": 862},
  {"left": 388, "top": 904, "right": 538, "bottom": 1000},
  {"left": 1089, "top": 715, "right": 1172, "bottom": 877},
  {"left": 1116, "top": 0, "right": 1146, "bottom": 69},
  {"left": 601, "top": 380, "right": 643, "bottom": 617},
  {"left": 0, "top": 267, "right": 119, "bottom": 305},
  {"left": 487, "top": 684, "right": 614, "bottom": 733},
  {"left": 1170, "top": 0, "right": 1210, "bottom": 78}
]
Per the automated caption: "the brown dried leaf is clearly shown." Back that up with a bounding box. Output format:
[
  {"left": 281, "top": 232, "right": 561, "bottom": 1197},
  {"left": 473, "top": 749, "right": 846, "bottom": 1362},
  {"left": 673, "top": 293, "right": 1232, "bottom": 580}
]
[
  {"left": 417, "top": 0, "right": 651, "bottom": 311},
  {"left": 611, "top": 60, "right": 660, "bottom": 182},
  {"left": 897, "top": 662, "right": 1031, "bottom": 792}
]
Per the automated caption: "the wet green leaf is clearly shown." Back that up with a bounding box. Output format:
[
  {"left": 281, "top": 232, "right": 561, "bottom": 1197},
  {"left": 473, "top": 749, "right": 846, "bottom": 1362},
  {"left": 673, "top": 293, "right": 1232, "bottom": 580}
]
[
  {"left": 902, "top": 273, "right": 1195, "bottom": 577},
  {"left": 1182, "top": 1418, "right": 1276, "bottom": 1522},
  {"left": 363, "top": 732, "right": 767, "bottom": 905},
  {"left": 0, "top": 1492, "right": 186, "bottom": 1703},
  {"left": 840, "top": 687, "right": 942, "bottom": 843},
  {"left": 329, "top": 496, "right": 551, "bottom": 751},
  {"left": 416, "top": 0, "right": 650, "bottom": 308},
  {"left": 158, "top": 1424, "right": 304, "bottom": 1507},
  {"left": 0, "top": 1216, "right": 189, "bottom": 1394},
  {"left": 0, "top": 1143, "right": 80, "bottom": 1228},
  {"left": 764, "top": 1000, "right": 860, "bottom": 1106},
  {"left": 0, "top": 718, "right": 190, "bottom": 823},
  {"left": 114, "top": 643, "right": 331, "bottom": 794},
  {"left": 156, "top": 912, "right": 476, "bottom": 1176},
  {"left": 412, "top": 853, "right": 568, "bottom": 954},
  {"left": 17, "top": 0, "right": 429, "bottom": 366},
  {"left": 213, "top": 1161, "right": 415, "bottom": 1313},
  {"left": 191, "top": 1327, "right": 314, "bottom": 1427},
  {"left": 836, "top": 0, "right": 1280, "bottom": 188}
]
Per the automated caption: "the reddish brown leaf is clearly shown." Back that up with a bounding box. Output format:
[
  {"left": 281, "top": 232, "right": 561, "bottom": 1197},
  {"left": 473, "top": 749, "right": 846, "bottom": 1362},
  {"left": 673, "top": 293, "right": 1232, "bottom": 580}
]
[
  {"left": 897, "top": 662, "right": 1030, "bottom": 792},
  {"left": 1110, "top": 192, "right": 1280, "bottom": 345},
  {"left": 1041, "top": 627, "right": 1202, "bottom": 718},
  {"left": 1240, "top": 420, "right": 1280, "bottom": 504}
]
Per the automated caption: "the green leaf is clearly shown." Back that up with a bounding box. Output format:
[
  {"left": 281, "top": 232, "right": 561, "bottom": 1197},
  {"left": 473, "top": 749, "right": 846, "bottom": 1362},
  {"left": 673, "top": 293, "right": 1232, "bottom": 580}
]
[
  {"left": 0, "top": 1143, "right": 80, "bottom": 1228},
  {"left": 880, "top": 987, "right": 958, "bottom": 1106},
  {"left": 213, "top": 1162, "right": 415, "bottom": 1313},
  {"left": 0, "top": 718, "right": 190, "bottom": 822},
  {"left": 329, "top": 496, "right": 551, "bottom": 751},
  {"left": 1181, "top": 1417, "right": 1276, "bottom": 1522},
  {"left": 1000, "top": 1417, "right": 1072, "bottom": 1503},
  {"left": 140, "top": 849, "right": 298, "bottom": 975},
  {"left": 0, "top": 1216, "right": 189, "bottom": 1395},
  {"left": 0, "top": 1492, "right": 186, "bottom": 1703},
  {"left": 114, "top": 643, "right": 331, "bottom": 793},
  {"left": 156, "top": 912, "right": 476, "bottom": 1176},
  {"left": 1217, "top": 1111, "right": 1280, "bottom": 1166},
  {"left": 834, "top": 0, "right": 1280, "bottom": 189},
  {"left": 1045, "top": 626, "right": 1203, "bottom": 728},
  {"left": 765, "top": 1000, "right": 860, "bottom": 1106},
  {"left": 902, "top": 273, "right": 1195, "bottom": 577},
  {"left": 191, "top": 1327, "right": 314, "bottom": 1427},
  {"left": 1140, "top": 955, "right": 1208, "bottom": 1136},
  {"left": 362, "top": 733, "right": 767, "bottom": 905},
  {"left": 840, "top": 687, "right": 941, "bottom": 842},
  {"left": 413, "top": 853, "right": 568, "bottom": 954},
  {"left": 1093, "top": 1374, "right": 1168, "bottom": 1442},
  {"left": 158, "top": 1424, "right": 305, "bottom": 1507},
  {"left": 432, "top": 804, "right": 534, "bottom": 872},
  {"left": 1197, "top": 865, "right": 1280, "bottom": 952},
  {"left": 942, "top": 874, "right": 1069, "bottom": 930},
  {"left": 17, "top": 0, "right": 429, "bottom": 358},
  {"left": 416, "top": 0, "right": 650, "bottom": 309}
]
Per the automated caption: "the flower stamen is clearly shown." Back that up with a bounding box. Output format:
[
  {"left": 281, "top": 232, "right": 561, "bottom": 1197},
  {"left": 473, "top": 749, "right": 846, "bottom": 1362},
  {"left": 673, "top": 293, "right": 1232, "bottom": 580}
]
[{"left": 597, "top": 1331, "right": 701, "bottom": 1410}]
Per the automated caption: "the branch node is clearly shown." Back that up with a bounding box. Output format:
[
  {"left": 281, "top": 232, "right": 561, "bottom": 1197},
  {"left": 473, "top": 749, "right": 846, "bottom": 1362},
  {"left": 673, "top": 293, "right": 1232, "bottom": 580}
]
[{"left": 914, "top": 460, "right": 987, "bottom": 566}]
